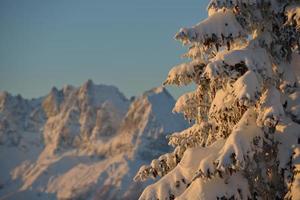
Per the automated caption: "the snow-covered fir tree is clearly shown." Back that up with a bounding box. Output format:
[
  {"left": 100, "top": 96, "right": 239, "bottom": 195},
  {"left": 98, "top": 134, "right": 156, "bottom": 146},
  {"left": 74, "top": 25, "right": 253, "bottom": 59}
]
[{"left": 134, "top": 0, "right": 300, "bottom": 199}]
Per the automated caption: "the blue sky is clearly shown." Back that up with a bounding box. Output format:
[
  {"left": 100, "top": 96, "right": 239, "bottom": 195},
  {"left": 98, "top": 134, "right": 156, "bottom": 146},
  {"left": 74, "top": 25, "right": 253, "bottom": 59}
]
[{"left": 0, "top": 0, "right": 209, "bottom": 99}]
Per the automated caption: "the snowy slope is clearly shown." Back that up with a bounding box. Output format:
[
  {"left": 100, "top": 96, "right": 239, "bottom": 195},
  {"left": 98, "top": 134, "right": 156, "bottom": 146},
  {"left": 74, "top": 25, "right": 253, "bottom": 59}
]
[{"left": 0, "top": 82, "right": 187, "bottom": 200}]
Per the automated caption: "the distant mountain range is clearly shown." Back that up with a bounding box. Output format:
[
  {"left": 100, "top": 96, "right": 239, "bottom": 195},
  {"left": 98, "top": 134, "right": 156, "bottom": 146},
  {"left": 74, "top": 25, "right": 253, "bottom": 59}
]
[{"left": 0, "top": 80, "right": 188, "bottom": 200}]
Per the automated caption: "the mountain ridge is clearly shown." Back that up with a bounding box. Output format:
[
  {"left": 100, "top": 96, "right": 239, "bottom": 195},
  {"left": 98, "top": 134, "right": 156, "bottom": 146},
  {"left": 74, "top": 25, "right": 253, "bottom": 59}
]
[{"left": 0, "top": 81, "right": 188, "bottom": 200}]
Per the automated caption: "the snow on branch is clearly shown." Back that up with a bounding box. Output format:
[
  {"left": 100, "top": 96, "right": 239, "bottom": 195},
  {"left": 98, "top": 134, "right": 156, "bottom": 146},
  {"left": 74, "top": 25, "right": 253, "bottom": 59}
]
[
  {"left": 134, "top": 152, "right": 179, "bottom": 182},
  {"left": 274, "top": 117, "right": 300, "bottom": 171},
  {"left": 137, "top": 140, "right": 225, "bottom": 200},
  {"left": 256, "top": 87, "right": 284, "bottom": 128},
  {"left": 177, "top": 172, "right": 250, "bottom": 200},
  {"left": 138, "top": 131, "right": 256, "bottom": 200},
  {"left": 173, "top": 84, "right": 212, "bottom": 122},
  {"left": 232, "top": 70, "right": 261, "bottom": 107},
  {"left": 207, "top": 0, "right": 280, "bottom": 14},
  {"left": 163, "top": 60, "right": 205, "bottom": 86},
  {"left": 137, "top": 109, "right": 264, "bottom": 199},
  {"left": 285, "top": 4, "right": 300, "bottom": 31},
  {"left": 275, "top": 61, "right": 298, "bottom": 93},
  {"left": 286, "top": 89, "right": 300, "bottom": 123},
  {"left": 285, "top": 147, "right": 300, "bottom": 200},
  {"left": 136, "top": 1, "right": 300, "bottom": 199},
  {"left": 215, "top": 108, "right": 263, "bottom": 171},
  {"left": 204, "top": 46, "right": 273, "bottom": 82},
  {"left": 173, "top": 92, "right": 198, "bottom": 121},
  {"left": 182, "top": 45, "right": 204, "bottom": 60},
  {"left": 273, "top": 117, "right": 300, "bottom": 200},
  {"left": 174, "top": 9, "right": 246, "bottom": 48},
  {"left": 208, "top": 88, "right": 246, "bottom": 142},
  {"left": 168, "top": 122, "right": 212, "bottom": 149}
]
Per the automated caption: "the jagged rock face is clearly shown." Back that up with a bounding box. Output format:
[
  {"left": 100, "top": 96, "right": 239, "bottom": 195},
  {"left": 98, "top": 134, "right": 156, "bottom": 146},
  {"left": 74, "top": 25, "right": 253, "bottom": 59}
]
[
  {"left": 117, "top": 87, "right": 188, "bottom": 159},
  {"left": 0, "top": 82, "right": 188, "bottom": 200},
  {"left": 42, "top": 80, "right": 130, "bottom": 150},
  {"left": 0, "top": 81, "right": 129, "bottom": 150},
  {"left": 86, "top": 87, "right": 188, "bottom": 200},
  {"left": 0, "top": 92, "right": 44, "bottom": 145},
  {"left": 42, "top": 87, "right": 64, "bottom": 118}
]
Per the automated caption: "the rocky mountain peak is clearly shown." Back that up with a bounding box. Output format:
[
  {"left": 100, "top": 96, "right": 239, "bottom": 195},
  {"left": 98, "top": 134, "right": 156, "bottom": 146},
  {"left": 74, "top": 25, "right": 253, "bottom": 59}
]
[{"left": 0, "top": 82, "right": 188, "bottom": 200}]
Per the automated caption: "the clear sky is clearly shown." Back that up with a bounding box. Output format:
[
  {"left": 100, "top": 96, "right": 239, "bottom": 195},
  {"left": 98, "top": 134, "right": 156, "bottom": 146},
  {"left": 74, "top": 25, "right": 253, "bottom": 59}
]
[{"left": 0, "top": 0, "right": 209, "bottom": 99}]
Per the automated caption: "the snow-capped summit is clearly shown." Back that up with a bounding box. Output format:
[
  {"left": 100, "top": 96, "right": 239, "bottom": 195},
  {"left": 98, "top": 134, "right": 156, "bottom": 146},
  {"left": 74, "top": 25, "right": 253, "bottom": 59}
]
[
  {"left": 42, "top": 86, "right": 64, "bottom": 118},
  {"left": 121, "top": 86, "right": 187, "bottom": 156},
  {"left": 0, "top": 92, "right": 40, "bottom": 145},
  {"left": 42, "top": 81, "right": 130, "bottom": 151},
  {"left": 102, "top": 86, "right": 187, "bottom": 159},
  {"left": 78, "top": 79, "right": 128, "bottom": 110},
  {"left": 0, "top": 82, "right": 188, "bottom": 200}
]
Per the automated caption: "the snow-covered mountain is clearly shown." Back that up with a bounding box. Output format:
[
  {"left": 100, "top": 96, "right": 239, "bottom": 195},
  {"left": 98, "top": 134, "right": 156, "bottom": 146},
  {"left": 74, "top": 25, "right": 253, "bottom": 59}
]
[{"left": 0, "top": 81, "right": 188, "bottom": 200}]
